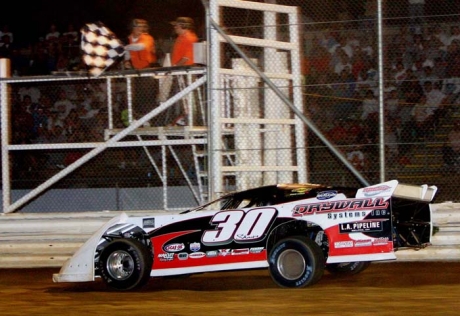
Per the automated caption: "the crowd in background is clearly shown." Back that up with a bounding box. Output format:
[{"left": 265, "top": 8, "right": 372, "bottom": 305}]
[
  {"left": 4, "top": 10, "right": 460, "bottom": 177},
  {"left": 303, "top": 20, "right": 460, "bottom": 172}
]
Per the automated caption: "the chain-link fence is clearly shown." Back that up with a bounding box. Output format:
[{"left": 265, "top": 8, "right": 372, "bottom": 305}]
[
  {"left": 292, "top": 0, "right": 460, "bottom": 202},
  {"left": 2, "top": 0, "right": 460, "bottom": 213}
]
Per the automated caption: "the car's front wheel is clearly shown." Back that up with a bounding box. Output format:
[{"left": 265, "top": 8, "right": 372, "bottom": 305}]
[
  {"left": 268, "top": 236, "right": 325, "bottom": 288},
  {"left": 326, "top": 261, "right": 371, "bottom": 275},
  {"left": 98, "top": 239, "right": 152, "bottom": 290}
]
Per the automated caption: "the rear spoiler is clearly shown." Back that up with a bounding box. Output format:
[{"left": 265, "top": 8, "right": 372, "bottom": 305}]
[
  {"left": 356, "top": 180, "right": 437, "bottom": 202},
  {"left": 393, "top": 183, "right": 438, "bottom": 202}
]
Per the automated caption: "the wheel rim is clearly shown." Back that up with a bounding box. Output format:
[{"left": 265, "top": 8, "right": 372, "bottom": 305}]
[
  {"left": 106, "top": 250, "right": 135, "bottom": 280},
  {"left": 277, "top": 249, "right": 306, "bottom": 280}
]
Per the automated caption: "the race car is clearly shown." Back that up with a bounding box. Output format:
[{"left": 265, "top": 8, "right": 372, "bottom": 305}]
[{"left": 53, "top": 180, "right": 437, "bottom": 290}]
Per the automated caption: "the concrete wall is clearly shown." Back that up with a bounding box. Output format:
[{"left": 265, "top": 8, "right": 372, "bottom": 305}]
[{"left": 2, "top": 187, "right": 200, "bottom": 213}]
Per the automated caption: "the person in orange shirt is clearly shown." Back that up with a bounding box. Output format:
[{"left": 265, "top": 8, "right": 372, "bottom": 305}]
[
  {"left": 170, "top": 17, "right": 198, "bottom": 66},
  {"left": 124, "top": 19, "right": 157, "bottom": 69},
  {"left": 123, "top": 19, "right": 158, "bottom": 123},
  {"left": 157, "top": 17, "right": 198, "bottom": 125}
]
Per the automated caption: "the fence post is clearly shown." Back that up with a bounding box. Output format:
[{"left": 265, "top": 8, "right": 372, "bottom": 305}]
[{"left": 1, "top": 58, "right": 11, "bottom": 214}]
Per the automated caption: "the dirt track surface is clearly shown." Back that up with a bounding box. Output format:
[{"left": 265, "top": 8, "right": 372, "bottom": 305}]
[{"left": 1, "top": 262, "right": 460, "bottom": 316}]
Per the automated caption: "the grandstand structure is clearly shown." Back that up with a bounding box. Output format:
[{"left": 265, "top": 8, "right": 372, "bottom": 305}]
[{"left": 1, "top": 0, "right": 315, "bottom": 214}]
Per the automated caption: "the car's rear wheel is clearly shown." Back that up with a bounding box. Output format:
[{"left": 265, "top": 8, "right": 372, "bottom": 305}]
[
  {"left": 326, "top": 261, "right": 371, "bottom": 275},
  {"left": 99, "top": 239, "right": 152, "bottom": 290},
  {"left": 268, "top": 236, "right": 324, "bottom": 288}
]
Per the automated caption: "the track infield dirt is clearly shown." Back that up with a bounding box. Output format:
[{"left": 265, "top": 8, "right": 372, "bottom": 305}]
[{"left": 1, "top": 262, "right": 459, "bottom": 316}]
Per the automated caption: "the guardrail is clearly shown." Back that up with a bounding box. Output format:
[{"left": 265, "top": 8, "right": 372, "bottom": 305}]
[{"left": 0, "top": 203, "right": 459, "bottom": 268}]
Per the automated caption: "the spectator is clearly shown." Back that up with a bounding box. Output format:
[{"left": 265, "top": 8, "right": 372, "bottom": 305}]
[
  {"left": 393, "top": 62, "right": 407, "bottom": 86},
  {"left": 158, "top": 17, "right": 198, "bottom": 120},
  {"left": 430, "top": 24, "right": 449, "bottom": 52},
  {"left": 47, "top": 121, "right": 67, "bottom": 169},
  {"left": 170, "top": 17, "right": 198, "bottom": 67},
  {"left": 123, "top": 19, "right": 158, "bottom": 118},
  {"left": 419, "top": 66, "right": 439, "bottom": 85},
  {"left": 351, "top": 49, "right": 366, "bottom": 79},
  {"left": 410, "top": 95, "right": 436, "bottom": 139},
  {"left": 0, "top": 24, "right": 13, "bottom": 44},
  {"left": 423, "top": 34, "right": 444, "bottom": 62},
  {"left": 21, "top": 94, "right": 39, "bottom": 114},
  {"left": 445, "top": 41, "right": 460, "bottom": 78},
  {"left": 334, "top": 68, "right": 356, "bottom": 119},
  {"left": 424, "top": 81, "right": 447, "bottom": 125},
  {"left": 346, "top": 145, "right": 366, "bottom": 171},
  {"left": 333, "top": 49, "right": 352, "bottom": 75},
  {"left": 0, "top": 34, "right": 13, "bottom": 58},
  {"left": 44, "top": 41, "right": 59, "bottom": 73},
  {"left": 391, "top": 26, "right": 413, "bottom": 50},
  {"left": 319, "top": 30, "right": 340, "bottom": 55},
  {"left": 18, "top": 85, "right": 41, "bottom": 104},
  {"left": 412, "top": 58, "right": 426, "bottom": 78},
  {"left": 442, "top": 120, "right": 460, "bottom": 168},
  {"left": 12, "top": 97, "right": 34, "bottom": 144},
  {"left": 401, "top": 74, "right": 424, "bottom": 105},
  {"left": 327, "top": 119, "right": 348, "bottom": 145},
  {"left": 31, "top": 104, "right": 49, "bottom": 137},
  {"left": 309, "top": 43, "right": 331, "bottom": 74},
  {"left": 408, "top": 0, "right": 425, "bottom": 33},
  {"left": 45, "top": 23, "right": 60, "bottom": 43},
  {"left": 448, "top": 26, "right": 460, "bottom": 46},
  {"left": 52, "top": 89, "right": 76, "bottom": 122},
  {"left": 29, "top": 46, "right": 50, "bottom": 75},
  {"left": 407, "top": 34, "right": 426, "bottom": 62},
  {"left": 384, "top": 123, "right": 399, "bottom": 165},
  {"left": 124, "top": 19, "right": 157, "bottom": 69},
  {"left": 361, "top": 89, "right": 378, "bottom": 121},
  {"left": 385, "top": 89, "right": 400, "bottom": 120},
  {"left": 356, "top": 70, "right": 377, "bottom": 97},
  {"left": 62, "top": 23, "right": 78, "bottom": 45}
]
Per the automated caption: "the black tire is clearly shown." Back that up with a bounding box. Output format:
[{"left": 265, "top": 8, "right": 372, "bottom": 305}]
[
  {"left": 268, "top": 236, "right": 325, "bottom": 288},
  {"left": 98, "top": 239, "right": 153, "bottom": 291},
  {"left": 326, "top": 261, "right": 371, "bottom": 275}
]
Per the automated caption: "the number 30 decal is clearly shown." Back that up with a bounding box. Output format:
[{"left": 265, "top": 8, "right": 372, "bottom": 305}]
[{"left": 202, "top": 208, "right": 277, "bottom": 245}]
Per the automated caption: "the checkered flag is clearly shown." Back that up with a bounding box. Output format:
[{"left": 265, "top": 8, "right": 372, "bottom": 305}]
[{"left": 80, "top": 22, "right": 125, "bottom": 77}]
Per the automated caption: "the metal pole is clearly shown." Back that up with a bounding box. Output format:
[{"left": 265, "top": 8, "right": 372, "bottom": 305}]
[
  {"left": 377, "top": 0, "right": 386, "bottom": 182},
  {"left": 1, "top": 59, "right": 11, "bottom": 214},
  {"left": 208, "top": 0, "right": 223, "bottom": 199}
]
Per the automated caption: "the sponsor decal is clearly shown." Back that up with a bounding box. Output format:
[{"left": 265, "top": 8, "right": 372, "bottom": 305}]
[
  {"left": 292, "top": 198, "right": 388, "bottom": 217},
  {"left": 143, "top": 218, "right": 155, "bottom": 228},
  {"left": 362, "top": 185, "right": 391, "bottom": 197},
  {"left": 317, "top": 190, "right": 337, "bottom": 200},
  {"left": 334, "top": 241, "right": 354, "bottom": 248},
  {"left": 219, "top": 249, "right": 232, "bottom": 256},
  {"left": 163, "top": 243, "right": 185, "bottom": 253},
  {"left": 206, "top": 250, "right": 218, "bottom": 258},
  {"left": 189, "top": 252, "right": 206, "bottom": 259},
  {"left": 203, "top": 209, "right": 277, "bottom": 245},
  {"left": 231, "top": 248, "right": 249, "bottom": 255},
  {"left": 157, "top": 253, "right": 174, "bottom": 261},
  {"left": 339, "top": 221, "right": 383, "bottom": 233},
  {"left": 249, "top": 247, "right": 264, "bottom": 254},
  {"left": 236, "top": 234, "right": 260, "bottom": 240},
  {"left": 177, "top": 252, "right": 189, "bottom": 260},
  {"left": 373, "top": 237, "right": 390, "bottom": 245},
  {"left": 354, "top": 240, "right": 373, "bottom": 247},
  {"left": 290, "top": 187, "right": 311, "bottom": 196},
  {"left": 190, "top": 242, "right": 201, "bottom": 252}
]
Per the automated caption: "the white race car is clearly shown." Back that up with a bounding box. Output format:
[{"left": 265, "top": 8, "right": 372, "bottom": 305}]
[{"left": 53, "top": 180, "right": 437, "bottom": 290}]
